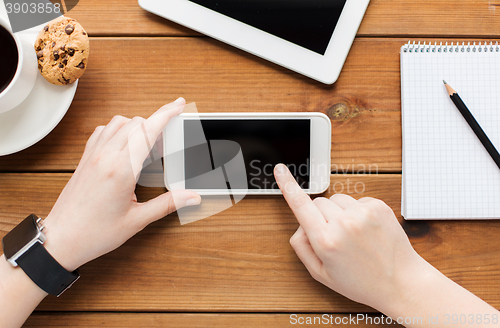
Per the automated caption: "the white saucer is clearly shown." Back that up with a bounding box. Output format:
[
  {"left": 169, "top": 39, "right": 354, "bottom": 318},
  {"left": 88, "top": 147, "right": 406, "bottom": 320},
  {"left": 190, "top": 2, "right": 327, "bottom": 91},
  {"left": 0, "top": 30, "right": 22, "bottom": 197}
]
[{"left": 0, "top": 8, "right": 77, "bottom": 156}]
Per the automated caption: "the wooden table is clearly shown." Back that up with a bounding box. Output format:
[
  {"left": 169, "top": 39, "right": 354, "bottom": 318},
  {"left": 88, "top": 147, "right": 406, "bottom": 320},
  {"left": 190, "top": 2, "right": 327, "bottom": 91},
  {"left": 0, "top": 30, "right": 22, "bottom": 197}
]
[{"left": 1, "top": 0, "right": 500, "bottom": 327}]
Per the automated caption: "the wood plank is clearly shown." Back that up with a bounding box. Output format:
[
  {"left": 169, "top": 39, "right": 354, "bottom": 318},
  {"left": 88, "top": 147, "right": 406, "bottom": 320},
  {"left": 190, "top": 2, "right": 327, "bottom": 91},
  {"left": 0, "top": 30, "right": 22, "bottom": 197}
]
[
  {"left": 0, "top": 37, "right": 404, "bottom": 172},
  {"left": 69, "top": 0, "right": 500, "bottom": 38},
  {"left": 361, "top": 0, "right": 500, "bottom": 38},
  {"left": 67, "top": 0, "right": 196, "bottom": 37},
  {"left": 2, "top": 173, "right": 500, "bottom": 311},
  {"left": 4, "top": 37, "right": 498, "bottom": 172},
  {"left": 24, "top": 313, "right": 402, "bottom": 327}
]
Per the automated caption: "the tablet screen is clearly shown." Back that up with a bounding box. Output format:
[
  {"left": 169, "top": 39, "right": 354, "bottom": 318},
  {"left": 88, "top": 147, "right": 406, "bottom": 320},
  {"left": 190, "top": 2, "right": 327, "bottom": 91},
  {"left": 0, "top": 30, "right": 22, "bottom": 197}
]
[{"left": 188, "top": 0, "right": 347, "bottom": 55}]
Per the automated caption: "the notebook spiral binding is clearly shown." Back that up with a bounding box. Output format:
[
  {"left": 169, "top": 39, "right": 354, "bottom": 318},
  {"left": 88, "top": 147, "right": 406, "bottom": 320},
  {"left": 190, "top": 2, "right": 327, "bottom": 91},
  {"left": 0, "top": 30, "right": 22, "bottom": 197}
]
[{"left": 402, "top": 41, "right": 500, "bottom": 53}]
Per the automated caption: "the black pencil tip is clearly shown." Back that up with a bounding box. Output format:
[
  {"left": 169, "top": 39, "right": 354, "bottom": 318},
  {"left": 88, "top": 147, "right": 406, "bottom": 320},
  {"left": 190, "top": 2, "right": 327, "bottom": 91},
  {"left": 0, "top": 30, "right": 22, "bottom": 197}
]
[{"left": 443, "top": 80, "right": 447, "bottom": 84}]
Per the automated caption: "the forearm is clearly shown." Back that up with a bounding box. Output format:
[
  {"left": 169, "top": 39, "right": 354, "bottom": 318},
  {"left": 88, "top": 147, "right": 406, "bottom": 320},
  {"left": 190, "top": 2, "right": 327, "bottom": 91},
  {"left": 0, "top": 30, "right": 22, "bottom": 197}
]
[
  {"left": 382, "top": 256, "right": 499, "bottom": 328},
  {"left": 0, "top": 254, "right": 47, "bottom": 328}
]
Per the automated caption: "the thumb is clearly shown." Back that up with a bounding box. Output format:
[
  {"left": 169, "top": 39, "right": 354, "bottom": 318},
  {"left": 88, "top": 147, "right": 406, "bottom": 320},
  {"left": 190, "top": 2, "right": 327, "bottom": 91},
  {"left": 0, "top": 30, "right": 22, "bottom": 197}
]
[{"left": 135, "top": 190, "right": 201, "bottom": 226}]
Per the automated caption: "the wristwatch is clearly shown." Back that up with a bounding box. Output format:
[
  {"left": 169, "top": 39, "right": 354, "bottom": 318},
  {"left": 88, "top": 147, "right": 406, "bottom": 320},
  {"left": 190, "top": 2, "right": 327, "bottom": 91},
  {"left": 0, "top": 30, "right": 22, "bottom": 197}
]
[{"left": 1, "top": 214, "right": 80, "bottom": 296}]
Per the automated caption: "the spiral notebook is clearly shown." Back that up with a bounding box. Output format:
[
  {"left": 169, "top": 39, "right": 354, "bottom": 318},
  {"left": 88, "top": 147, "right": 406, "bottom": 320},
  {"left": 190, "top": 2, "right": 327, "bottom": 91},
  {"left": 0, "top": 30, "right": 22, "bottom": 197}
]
[{"left": 401, "top": 41, "right": 500, "bottom": 220}]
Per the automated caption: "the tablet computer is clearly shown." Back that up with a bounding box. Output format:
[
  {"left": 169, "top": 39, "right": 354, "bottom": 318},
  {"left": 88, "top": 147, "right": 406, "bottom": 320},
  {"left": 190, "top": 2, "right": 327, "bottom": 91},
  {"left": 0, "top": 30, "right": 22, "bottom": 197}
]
[{"left": 139, "top": 0, "right": 370, "bottom": 84}]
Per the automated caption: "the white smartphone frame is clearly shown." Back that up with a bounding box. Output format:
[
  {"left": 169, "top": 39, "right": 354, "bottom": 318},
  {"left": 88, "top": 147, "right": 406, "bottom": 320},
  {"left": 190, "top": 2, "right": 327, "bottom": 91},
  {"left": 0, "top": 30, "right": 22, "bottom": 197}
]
[
  {"left": 163, "top": 112, "right": 331, "bottom": 195},
  {"left": 138, "top": 0, "right": 369, "bottom": 84}
]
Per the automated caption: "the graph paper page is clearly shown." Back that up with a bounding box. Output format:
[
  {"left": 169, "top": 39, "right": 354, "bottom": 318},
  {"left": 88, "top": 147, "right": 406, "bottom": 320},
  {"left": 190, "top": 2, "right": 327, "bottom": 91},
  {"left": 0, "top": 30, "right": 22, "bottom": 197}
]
[{"left": 401, "top": 43, "right": 500, "bottom": 219}]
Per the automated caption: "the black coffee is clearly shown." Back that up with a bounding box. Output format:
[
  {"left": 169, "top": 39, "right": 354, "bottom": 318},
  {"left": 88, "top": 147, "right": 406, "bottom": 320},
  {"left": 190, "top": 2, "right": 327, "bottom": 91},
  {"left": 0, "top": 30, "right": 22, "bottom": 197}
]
[{"left": 0, "top": 25, "right": 19, "bottom": 94}]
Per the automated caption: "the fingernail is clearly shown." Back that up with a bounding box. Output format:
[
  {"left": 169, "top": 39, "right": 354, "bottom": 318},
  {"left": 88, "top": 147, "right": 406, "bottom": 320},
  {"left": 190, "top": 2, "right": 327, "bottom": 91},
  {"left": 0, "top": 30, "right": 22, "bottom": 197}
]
[
  {"left": 174, "top": 97, "right": 185, "bottom": 114},
  {"left": 186, "top": 197, "right": 201, "bottom": 206},
  {"left": 275, "top": 163, "right": 287, "bottom": 176}
]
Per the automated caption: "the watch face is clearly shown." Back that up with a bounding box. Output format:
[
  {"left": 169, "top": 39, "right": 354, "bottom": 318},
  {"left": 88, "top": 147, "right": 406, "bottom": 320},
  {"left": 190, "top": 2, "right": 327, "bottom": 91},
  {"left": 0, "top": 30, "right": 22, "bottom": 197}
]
[{"left": 2, "top": 214, "right": 40, "bottom": 259}]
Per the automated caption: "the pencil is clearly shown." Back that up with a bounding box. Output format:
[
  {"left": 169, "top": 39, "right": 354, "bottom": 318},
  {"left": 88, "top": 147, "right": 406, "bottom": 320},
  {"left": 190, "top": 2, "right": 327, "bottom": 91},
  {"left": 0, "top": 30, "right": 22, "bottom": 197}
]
[{"left": 443, "top": 80, "right": 500, "bottom": 169}]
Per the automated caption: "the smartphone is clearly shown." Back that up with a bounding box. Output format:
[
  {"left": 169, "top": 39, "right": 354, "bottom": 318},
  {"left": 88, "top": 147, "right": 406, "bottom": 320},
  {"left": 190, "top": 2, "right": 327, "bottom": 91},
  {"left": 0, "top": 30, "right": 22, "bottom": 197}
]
[{"left": 163, "top": 113, "right": 331, "bottom": 195}]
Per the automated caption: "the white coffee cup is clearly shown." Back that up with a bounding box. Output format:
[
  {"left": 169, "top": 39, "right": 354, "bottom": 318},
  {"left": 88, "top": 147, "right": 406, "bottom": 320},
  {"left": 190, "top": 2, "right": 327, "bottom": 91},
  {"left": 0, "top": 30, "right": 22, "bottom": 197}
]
[{"left": 0, "top": 16, "right": 37, "bottom": 114}]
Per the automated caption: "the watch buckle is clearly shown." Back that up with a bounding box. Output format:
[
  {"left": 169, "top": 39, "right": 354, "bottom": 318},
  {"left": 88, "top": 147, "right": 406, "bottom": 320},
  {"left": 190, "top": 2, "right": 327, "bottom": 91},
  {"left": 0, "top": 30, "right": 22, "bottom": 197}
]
[{"left": 56, "top": 272, "right": 80, "bottom": 297}]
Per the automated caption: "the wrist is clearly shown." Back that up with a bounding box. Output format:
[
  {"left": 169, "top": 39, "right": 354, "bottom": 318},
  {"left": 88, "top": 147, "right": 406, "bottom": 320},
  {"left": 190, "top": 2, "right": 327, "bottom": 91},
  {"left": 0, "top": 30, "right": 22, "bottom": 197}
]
[
  {"left": 0, "top": 254, "right": 49, "bottom": 299},
  {"left": 377, "top": 253, "right": 436, "bottom": 318},
  {"left": 42, "top": 214, "right": 81, "bottom": 272},
  {"left": 0, "top": 254, "right": 48, "bottom": 326}
]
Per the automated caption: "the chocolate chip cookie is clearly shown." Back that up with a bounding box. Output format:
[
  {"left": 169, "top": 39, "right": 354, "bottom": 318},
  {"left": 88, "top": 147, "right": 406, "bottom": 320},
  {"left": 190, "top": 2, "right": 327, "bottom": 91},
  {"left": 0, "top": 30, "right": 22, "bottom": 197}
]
[{"left": 34, "top": 17, "right": 89, "bottom": 85}]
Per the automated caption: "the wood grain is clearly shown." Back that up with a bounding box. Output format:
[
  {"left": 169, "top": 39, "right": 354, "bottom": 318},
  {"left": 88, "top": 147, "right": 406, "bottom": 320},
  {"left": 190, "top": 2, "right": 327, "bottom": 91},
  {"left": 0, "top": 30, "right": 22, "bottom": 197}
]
[
  {"left": 0, "top": 37, "right": 405, "bottom": 172},
  {"left": 1, "top": 0, "right": 497, "bottom": 325},
  {"left": 23, "top": 313, "right": 402, "bottom": 327},
  {"left": 68, "top": 0, "right": 500, "bottom": 38},
  {"left": 2, "top": 173, "right": 500, "bottom": 312},
  {"left": 2, "top": 37, "right": 498, "bottom": 173}
]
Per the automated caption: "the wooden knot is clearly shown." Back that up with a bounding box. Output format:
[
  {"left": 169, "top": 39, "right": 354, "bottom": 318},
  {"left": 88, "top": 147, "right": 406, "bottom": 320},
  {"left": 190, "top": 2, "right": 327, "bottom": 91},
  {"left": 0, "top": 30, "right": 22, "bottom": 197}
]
[
  {"left": 326, "top": 101, "right": 364, "bottom": 121},
  {"left": 327, "top": 103, "right": 349, "bottom": 121}
]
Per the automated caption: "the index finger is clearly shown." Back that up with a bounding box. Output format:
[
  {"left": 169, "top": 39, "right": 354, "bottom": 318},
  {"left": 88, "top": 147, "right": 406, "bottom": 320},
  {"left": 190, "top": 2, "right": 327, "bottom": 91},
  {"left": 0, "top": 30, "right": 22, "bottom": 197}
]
[
  {"left": 127, "top": 98, "right": 185, "bottom": 165},
  {"left": 126, "top": 98, "right": 186, "bottom": 178},
  {"left": 146, "top": 97, "right": 186, "bottom": 137},
  {"left": 274, "top": 164, "right": 327, "bottom": 241}
]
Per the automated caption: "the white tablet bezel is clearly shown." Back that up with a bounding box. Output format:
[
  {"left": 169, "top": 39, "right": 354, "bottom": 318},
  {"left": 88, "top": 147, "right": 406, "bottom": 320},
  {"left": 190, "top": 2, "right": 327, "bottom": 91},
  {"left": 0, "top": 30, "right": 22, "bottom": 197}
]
[
  {"left": 163, "top": 113, "right": 331, "bottom": 195},
  {"left": 139, "top": 0, "right": 369, "bottom": 84}
]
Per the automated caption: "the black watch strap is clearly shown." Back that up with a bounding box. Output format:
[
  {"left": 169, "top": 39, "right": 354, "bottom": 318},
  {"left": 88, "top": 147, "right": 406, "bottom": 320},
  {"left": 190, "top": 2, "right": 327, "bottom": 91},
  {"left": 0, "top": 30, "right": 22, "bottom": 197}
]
[{"left": 16, "top": 242, "right": 80, "bottom": 296}]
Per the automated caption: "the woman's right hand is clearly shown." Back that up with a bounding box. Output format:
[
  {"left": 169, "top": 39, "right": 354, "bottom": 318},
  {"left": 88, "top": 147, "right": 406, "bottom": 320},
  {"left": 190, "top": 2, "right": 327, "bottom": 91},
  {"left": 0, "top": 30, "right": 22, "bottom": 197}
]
[{"left": 273, "top": 163, "right": 428, "bottom": 314}]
